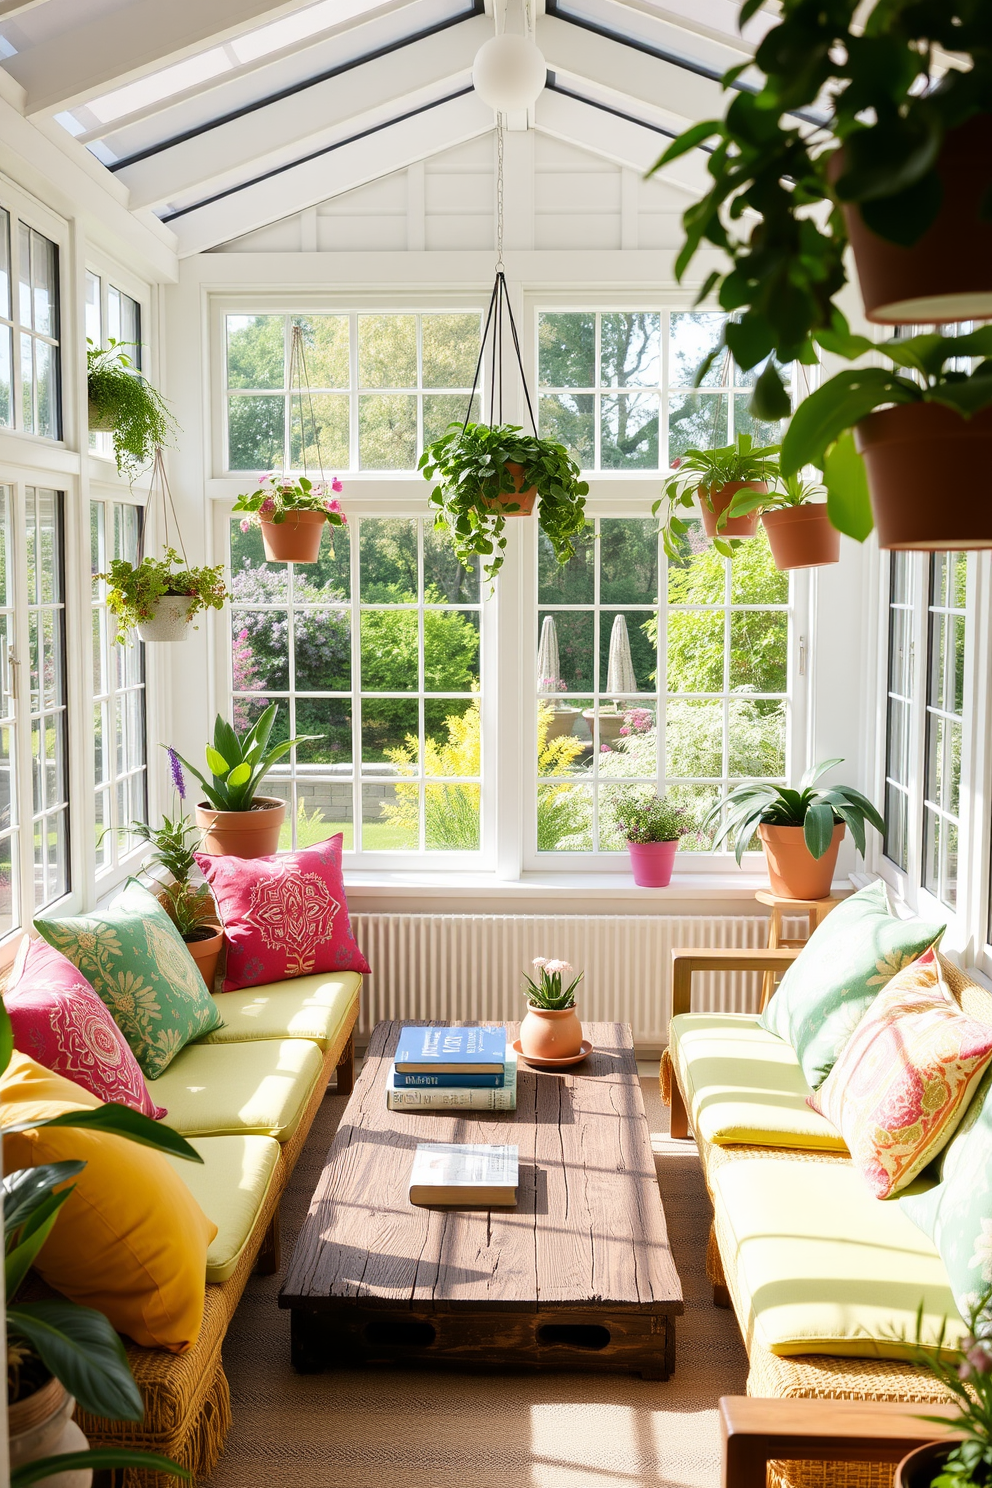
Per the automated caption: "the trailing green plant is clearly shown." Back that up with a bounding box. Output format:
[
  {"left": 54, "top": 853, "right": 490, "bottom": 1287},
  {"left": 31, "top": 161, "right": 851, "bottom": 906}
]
[
  {"left": 420, "top": 421, "right": 589, "bottom": 585},
  {"left": 97, "top": 547, "right": 228, "bottom": 646},
  {"left": 86, "top": 339, "right": 178, "bottom": 481},
  {"left": 2, "top": 999, "right": 194, "bottom": 1484},
  {"left": 703, "top": 757, "right": 886, "bottom": 865},
  {"left": 172, "top": 704, "right": 319, "bottom": 812},
  {"left": 909, "top": 1293, "right": 992, "bottom": 1488},
  {"left": 523, "top": 957, "right": 584, "bottom": 1010},
  {"left": 650, "top": 2, "right": 992, "bottom": 420},
  {"left": 727, "top": 470, "right": 826, "bottom": 522},
  {"left": 606, "top": 788, "right": 691, "bottom": 844},
  {"left": 780, "top": 327, "right": 992, "bottom": 540},
  {"left": 653, "top": 434, "right": 780, "bottom": 557}
]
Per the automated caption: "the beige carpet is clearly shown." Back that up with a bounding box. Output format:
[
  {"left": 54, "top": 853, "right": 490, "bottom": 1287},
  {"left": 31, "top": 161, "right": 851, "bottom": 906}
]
[{"left": 203, "top": 1079, "right": 748, "bottom": 1488}]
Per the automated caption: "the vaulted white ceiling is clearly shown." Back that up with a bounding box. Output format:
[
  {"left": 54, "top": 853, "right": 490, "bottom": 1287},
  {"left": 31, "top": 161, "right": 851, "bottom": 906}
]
[{"left": 0, "top": 0, "right": 776, "bottom": 256}]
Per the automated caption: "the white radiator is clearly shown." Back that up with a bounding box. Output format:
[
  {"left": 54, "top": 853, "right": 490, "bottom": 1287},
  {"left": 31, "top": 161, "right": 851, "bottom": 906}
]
[{"left": 350, "top": 913, "right": 784, "bottom": 1050}]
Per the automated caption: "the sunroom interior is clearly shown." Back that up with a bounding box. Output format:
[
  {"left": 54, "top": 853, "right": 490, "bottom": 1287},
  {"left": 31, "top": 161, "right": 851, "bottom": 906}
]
[{"left": 2, "top": 1, "right": 991, "bottom": 1486}]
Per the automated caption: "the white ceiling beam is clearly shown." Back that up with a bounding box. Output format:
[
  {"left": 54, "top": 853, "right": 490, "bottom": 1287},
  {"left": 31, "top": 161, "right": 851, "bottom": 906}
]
[
  {"left": 0, "top": 0, "right": 49, "bottom": 18},
  {"left": 167, "top": 90, "right": 493, "bottom": 256},
  {"left": 4, "top": 0, "right": 341, "bottom": 117},
  {"left": 533, "top": 87, "right": 705, "bottom": 192},
  {"left": 118, "top": 15, "right": 491, "bottom": 210}
]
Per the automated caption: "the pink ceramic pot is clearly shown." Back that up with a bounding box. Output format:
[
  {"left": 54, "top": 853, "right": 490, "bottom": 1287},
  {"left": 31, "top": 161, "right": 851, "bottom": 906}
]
[
  {"left": 627, "top": 839, "right": 678, "bottom": 888},
  {"left": 519, "top": 1005, "right": 584, "bottom": 1061}
]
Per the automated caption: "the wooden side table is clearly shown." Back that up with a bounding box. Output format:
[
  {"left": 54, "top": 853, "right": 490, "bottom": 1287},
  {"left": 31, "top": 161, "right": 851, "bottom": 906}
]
[{"left": 756, "top": 889, "right": 842, "bottom": 1011}]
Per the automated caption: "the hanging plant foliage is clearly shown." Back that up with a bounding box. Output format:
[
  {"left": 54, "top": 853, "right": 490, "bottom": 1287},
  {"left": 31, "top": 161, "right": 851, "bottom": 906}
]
[{"left": 87, "top": 339, "right": 178, "bottom": 482}]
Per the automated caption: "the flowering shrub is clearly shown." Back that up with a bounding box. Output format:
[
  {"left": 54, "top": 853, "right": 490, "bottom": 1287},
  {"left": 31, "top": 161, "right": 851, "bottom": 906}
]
[
  {"left": 233, "top": 473, "right": 346, "bottom": 530},
  {"left": 606, "top": 788, "right": 689, "bottom": 844},
  {"left": 523, "top": 956, "right": 583, "bottom": 1009}
]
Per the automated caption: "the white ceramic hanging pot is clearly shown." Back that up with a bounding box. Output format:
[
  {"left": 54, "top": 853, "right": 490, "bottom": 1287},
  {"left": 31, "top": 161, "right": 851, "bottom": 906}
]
[
  {"left": 136, "top": 594, "right": 195, "bottom": 643},
  {"left": 8, "top": 1376, "right": 92, "bottom": 1487}
]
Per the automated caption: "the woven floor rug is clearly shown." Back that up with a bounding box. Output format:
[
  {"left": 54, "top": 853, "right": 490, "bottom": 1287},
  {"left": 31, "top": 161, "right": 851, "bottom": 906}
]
[{"left": 203, "top": 1078, "right": 747, "bottom": 1488}]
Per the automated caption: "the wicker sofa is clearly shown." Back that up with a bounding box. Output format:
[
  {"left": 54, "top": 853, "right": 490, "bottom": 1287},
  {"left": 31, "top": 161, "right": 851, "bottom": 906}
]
[
  {"left": 62, "top": 966, "right": 363, "bottom": 1487},
  {"left": 659, "top": 945, "right": 989, "bottom": 1488}
]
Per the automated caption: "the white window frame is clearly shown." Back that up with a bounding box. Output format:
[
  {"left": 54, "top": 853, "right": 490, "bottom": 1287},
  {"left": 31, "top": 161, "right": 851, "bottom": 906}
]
[{"left": 0, "top": 175, "right": 68, "bottom": 450}]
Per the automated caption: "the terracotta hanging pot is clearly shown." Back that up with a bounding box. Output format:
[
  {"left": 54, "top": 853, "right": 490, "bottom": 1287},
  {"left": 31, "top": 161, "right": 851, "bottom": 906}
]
[
  {"left": 758, "top": 822, "right": 845, "bottom": 900},
  {"left": 519, "top": 1004, "right": 585, "bottom": 1061},
  {"left": 195, "top": 797, "right": 285, "bottom": 858},
  {"left": 700, "top": 481, "right": 765, "bottom": 540},
  {"left": 184, "top": 921, "right": 224, "bottom": 991},
  {"left": 136, "top": 594, "right": 196, "bottom": 643},
  {"left": 260, "top": 511, "right": 326, "bottom": 563},
  {"left": 894, "top": 1441, "right": 958, "bottom": 1488},
  {"left": 627, "top": 839, "right": 678, "bottom": 888},
  {"left": 837, "top": 113, "right": 992, "bottom": 324},
  {"left": 9, "top": 1376, "right": 92, "bottom": 1487},
  {"left": 855, "top": 401, "right": 992, "bottom": 550},
  {"left": 484, "top": 462, "right": 537, "bottom": 515},
  {"left": 760, "top": 504, "right": 840, "bottom": 571}
]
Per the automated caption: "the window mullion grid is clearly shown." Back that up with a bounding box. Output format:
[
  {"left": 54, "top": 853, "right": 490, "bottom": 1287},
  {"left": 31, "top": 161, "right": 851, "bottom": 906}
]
[
  {"left": 416, "top": 315, "right": 424, "bottom": 462},
  {"left": 350, "top": 312, "right": 359, "bottom": 473},
  {"left": 351, "top": 514, "right": 362, "bottom": 850},
  {"left": 661, "top": 308, "right": 670, "bottom": 472},
  {"left": 283, "top": 315, "right": 293, "bottom": 473},
  {"left": 418, "top": 519, "right": 425, "bottom": 853},
  {"left": 594, "top": 312, "right": 602, "bottom": 473}
]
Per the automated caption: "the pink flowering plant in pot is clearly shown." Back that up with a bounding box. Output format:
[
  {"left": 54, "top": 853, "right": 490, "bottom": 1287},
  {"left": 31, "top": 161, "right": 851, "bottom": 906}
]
[
  {"left": 519, "top": 957, "right": 585, "bottom": 1062},
  {"left": 608, "top": 788, "right": 690, "bottom": 888},
  {"left": 233, "top": 473, "right": 346, "bottom": 564}
]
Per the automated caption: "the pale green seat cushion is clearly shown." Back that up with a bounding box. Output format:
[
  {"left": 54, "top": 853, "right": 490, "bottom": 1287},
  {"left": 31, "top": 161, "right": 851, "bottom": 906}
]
[
  {"left": 149, "top": 1038, "right": 324, "bottom": 1142},
  {"left": 164, "top": 1135, "right": 281, "bottom": 1284},
  {"left": 199, "top": 971, "right": 361, "bottom": 1050},
  {"left": 670, "top": 1012, "right": 848, "bottom": 1151},
  {"left": 711, "top": 1154, "right": 965, "bottom": 1358}
]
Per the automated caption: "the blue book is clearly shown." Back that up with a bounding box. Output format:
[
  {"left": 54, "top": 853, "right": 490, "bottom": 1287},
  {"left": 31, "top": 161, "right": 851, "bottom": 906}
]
[
  {"left": 392, "top": 1069, "right": 505, "bottom": 1089},
  {"left": 395, "top": 1025, "right": 506, "bottom": 1073}
]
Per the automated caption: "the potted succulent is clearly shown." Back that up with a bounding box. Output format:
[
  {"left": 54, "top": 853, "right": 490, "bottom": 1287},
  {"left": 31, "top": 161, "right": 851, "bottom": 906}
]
[
  {"left": 172, "top": 705, "right": 319, "bottom": 859},
  {"left": 519, "top": 957, "right": 585, "bottom": 1063},
  {"left": 86, "top": 339, "right": 178, "bottom": 482},
  {"left": 728, "top": 473, "right": 840, "bottom": 572},
  {"left": 234, "top": 473, "right": 345, "bottom": 564},
  {"left": 781, "top": 328, "right": 992, "bottom": 549},
  {"left": 654, "top": 435, "right": 779, "bottom": 559},
  {"left": 96, "top": 546, "right": 228, "bottom": 644},
  {"left": 607, "top": 789, "right": 690, "bottom": 889},
  {"left": 420, "top": 421, "right": 589, "bottom": 586},
  {"left": 704, "top": 758, "right": 885, "bottom": 900},
  {"left": 651, "top": 3, "right": 992, "bottom": 422}
]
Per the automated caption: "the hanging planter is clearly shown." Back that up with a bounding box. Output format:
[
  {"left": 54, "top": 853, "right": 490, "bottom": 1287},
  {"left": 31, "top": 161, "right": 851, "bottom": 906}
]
[
  {"left": 655, "top": 435, "right": 778, "bottom": 558},
  {"left": 87, "top": 337, "right": 178, "bottom": 481},
  {"left": 94, "top": 450, "right": 227, "bottom": 645},
  {"left": 726, "top": 473, "right": 840, "bottom": 572}
]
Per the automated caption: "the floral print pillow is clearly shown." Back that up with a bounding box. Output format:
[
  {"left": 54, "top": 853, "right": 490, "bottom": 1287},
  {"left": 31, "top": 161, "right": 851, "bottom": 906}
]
[
  {"left": 34, "top": 879, "right": 223, "bottom": 1079},
  {"left": 760, "top": 880, "right": 945, "bottom": 1090}
]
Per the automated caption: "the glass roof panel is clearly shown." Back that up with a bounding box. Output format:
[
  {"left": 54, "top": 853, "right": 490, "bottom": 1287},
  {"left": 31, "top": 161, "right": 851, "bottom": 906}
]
[{"left": 87, "top": 48, "right": 232, "bottom": 124}]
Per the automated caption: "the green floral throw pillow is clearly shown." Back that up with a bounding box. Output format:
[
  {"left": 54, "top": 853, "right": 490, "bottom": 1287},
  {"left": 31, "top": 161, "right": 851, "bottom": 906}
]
[
  {"left": 34, "top": 879, "right": 223, "bottom": 1079},
  {"left": 901, "top": 1064, "right": 992, "bottom": 1328},
  {"left": 759, "top": 880, "right": 945, "bottom": 1090}
]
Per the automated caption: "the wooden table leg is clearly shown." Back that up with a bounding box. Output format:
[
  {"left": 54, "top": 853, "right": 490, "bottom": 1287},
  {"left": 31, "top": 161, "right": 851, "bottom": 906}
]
[
  {"left": 334, "top": 1035, "right": 355, "bottom": 1097},
  {"left": 760, "top": 905, "right": 783, "bottom": 1011}
]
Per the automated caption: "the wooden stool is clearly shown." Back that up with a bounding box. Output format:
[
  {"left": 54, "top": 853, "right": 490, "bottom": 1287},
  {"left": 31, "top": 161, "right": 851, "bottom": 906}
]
[{"left": 756, "top": 889, "right": 841, "bottom": 1011}]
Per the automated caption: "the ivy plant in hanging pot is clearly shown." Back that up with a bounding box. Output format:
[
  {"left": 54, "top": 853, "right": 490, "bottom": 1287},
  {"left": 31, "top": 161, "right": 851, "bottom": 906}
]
[
  {"left": 97, "top": 547, "right": 227, "bottom": 645},
  {"left": 654, "top": 434, "right": 779, "bottom": 558},
  {"left": 86, "top": 339, "right": 178, "bottom": 482},
  {"left": 233, "top": 473, "right": 346, "bottom": 564}
]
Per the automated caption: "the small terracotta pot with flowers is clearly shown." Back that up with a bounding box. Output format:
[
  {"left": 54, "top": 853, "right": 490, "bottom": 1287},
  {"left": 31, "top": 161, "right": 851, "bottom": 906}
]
[
  {"left": 234, "top": 472, "right": 346, "bottom": 564},
  {"left": 519, "top": 957, "right": 585, "bottom": 1062}
]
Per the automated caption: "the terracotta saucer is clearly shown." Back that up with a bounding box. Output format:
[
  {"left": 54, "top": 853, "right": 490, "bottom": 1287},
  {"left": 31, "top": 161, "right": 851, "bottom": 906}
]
[{"left": 512, "top": 1037, "right": 594, "bottom": 1070}]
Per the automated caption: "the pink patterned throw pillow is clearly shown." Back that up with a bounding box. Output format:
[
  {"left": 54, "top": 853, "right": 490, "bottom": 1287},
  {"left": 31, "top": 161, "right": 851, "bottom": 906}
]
[
  {"left": 4, "top": 937, "right": 166, "bottom": 1119},
  {"left": 194, "top": 834, "right": 370, "bottom": 992},
  {"left": 808, "top": 947, "right": 992, "bottom": 1199}
]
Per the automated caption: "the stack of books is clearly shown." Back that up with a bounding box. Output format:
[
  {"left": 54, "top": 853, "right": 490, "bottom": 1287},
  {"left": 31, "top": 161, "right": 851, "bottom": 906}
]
[{"left": 386, "top": 1025, "right": 515, "bottom": 1112}]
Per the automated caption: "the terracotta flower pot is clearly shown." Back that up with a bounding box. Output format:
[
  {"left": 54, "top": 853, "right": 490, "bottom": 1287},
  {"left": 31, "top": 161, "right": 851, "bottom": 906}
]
[
  {"left": 519, "top": 1004, "right": 585, "bottom": 1061},
  {"left": 838, "top": 113, "right": 992, "bottom": 324},
  {"left": 855, "top": 401, "right": 992, "bottom": 550},
  {"left": 758, "top": 822, "right": 845, "bottom": 901},
  {"left": 627, "top": 839, "right": 678, "bottom": 888},
  {"left": 9, "top": 1376, "right": 92, "bottom": 1487},
  {"left": 761, "top": 504, "right": 840, "bottom": 571},
  {"left": 195, "top": 796, "right": 285, "bottom": 858},
  {"left": 136, "top": 594, "right": 196, "bottom": 643},
  {"left": 700, "top": 481, "right": 766, "bottom": 540},
  {"left": 184, "top": 921, "right": 224, "bottom": 991},
  {"left": 894, "top": 1440, "right": 957, "bottom": 1488},
  {"left": 484, "top": 462, "right": 537, "bottom": 515},
  {"left": 260, "top": 510, "right": 326, "bottom": 563}
]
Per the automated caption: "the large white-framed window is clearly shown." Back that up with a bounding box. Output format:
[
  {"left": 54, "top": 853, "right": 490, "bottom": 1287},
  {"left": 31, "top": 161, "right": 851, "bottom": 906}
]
[
  {"left": 0, "top": 203, "right": 61, "bottom": 439},
  {"left": 85, "top": 268, "right": 142, "bottom": 458}
]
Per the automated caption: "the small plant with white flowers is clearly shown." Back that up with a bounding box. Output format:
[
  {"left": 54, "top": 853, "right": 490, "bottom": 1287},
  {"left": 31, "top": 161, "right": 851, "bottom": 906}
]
[{"left": 523, "top": 957, "right": 583, "bottom": 1010}]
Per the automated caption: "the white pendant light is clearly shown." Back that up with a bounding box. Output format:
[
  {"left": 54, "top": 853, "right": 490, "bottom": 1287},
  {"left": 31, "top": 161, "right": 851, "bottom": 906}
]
[{"left": 472, "top": 33, "right": 547, "bottom": 112}]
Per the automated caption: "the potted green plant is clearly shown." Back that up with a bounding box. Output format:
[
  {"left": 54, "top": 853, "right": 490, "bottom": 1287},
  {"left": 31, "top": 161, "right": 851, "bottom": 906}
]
[
  {"left": 728, "top": 473, "right": 840, "bottom": 572},
  {"left": 86, "top": 339, "right": 178, "bottom": 482},
  {"left": 96, "top": 547, "right": 228, "bottom": 645},
  {"left": 780, "top": 327, "right": 992, "bottom": 549},
  {"left": 519, "top": 956, "right": 586, "bottom": 1064},
  {"left": 704, "top": 758, "right": 885, "bottom": 900},
  {"left": 892, "top": 1295, "right": 992, "bottom": 1488},
  {"left": 651, "top": 4, "right": 992, "bottom": 420},
  {"left": 172, "top": 705, "right": 319, "bottom": 859},
  {"left": 420, "top": 421, "right": 589, "bottom": 585},
  {"left": 654, "top": 434, "right": 779, "bottom": 558},
  {"left": 607, "top": 788, "right": 690, "bottom": 888},
  {"left": 233, "top": 474, "right": 346, "bottom": 564}
]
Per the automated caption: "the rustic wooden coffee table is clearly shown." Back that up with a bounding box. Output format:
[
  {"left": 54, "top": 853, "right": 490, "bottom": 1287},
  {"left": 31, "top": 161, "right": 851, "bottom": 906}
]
[{"left": 280, "top": 1020, "right": 682, "bottom": 1378}]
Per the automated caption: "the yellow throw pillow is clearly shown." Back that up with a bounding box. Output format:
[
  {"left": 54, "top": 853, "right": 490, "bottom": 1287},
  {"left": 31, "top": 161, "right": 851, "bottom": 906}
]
[{"left": 1, "top": 1051, "right": 216, "bottom": 1352}]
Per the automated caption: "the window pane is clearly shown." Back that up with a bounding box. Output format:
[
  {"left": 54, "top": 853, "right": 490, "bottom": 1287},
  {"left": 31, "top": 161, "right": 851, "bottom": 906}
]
[
  {"left": 290, "top": 392, "right": 348, "bottom": 469},
  {"left": 227, "top": 315, "right": 284, "bottom": 389},
  {"left": 539, "top": 392, "right": 594, "bottom": 466},
  {"left": 599, "top": 519, "right": 658, "bottom": 605},
  {"left": 538, "top": 526, "right": 595, "bottom": 604},
  {"left": 601, "top": 313, "right": 660, "bottom": 387},
  {"left": 358, "top": 393, "right": 416, "bottom": 469},
  {"left": 668, "top": 392, "right": 728, "bottom": 462},
  {"left": 32, "top": 231, "right": 56, "bottom": 337},
  {"left": 539, "top": 312, "right": 595, "bottom": 388},
  {"left": 0, "top": 209, "right": 9, "bottom": 320},
  {"left": 923, "top": 552, "right": 965, "bottom": 907},
  {"left": 0, "top": 327, "right": 10, "bottom": 428},
  {"left": 359, "top": 314, "right": 416, "bottom": 388},
  {"left": 26, "top": 488, "right": 68, "bottom": 909},
  {"left": 422, "top": 313, "right": 480, "bottom": 388},
  {"left": 295, "top": 316, "right": 348, "bottom": 388},
  {"left": 600, "top": 392, "right": 659, "bottom": 469},
  {"left": 228, "top": 395, "right": 284, "bottom": 469},
  {"left": 669, "top": 311, "right": 726, "bottom": 387}
]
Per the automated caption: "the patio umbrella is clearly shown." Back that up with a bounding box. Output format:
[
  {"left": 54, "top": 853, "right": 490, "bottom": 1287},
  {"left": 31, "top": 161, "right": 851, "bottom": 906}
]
[
  {"left": 606, "top": 614, "right": 636, "bottom": 698},
  {"left": 537, "top": 615, "right": 562, "bottom": 694}
]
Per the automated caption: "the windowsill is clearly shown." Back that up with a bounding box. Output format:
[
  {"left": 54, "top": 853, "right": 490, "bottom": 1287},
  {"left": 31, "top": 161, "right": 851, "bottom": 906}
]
[{"left": 342, "top": 868, "right": 852, "bottom": 902}]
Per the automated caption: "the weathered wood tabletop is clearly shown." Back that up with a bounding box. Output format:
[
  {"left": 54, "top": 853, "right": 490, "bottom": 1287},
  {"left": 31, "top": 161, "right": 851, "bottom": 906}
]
[{"left": 280, "top": 1020, "right": 683, "bottom": 1377}]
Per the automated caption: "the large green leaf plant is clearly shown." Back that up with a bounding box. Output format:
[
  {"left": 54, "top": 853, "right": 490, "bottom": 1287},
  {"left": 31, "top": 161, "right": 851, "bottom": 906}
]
[
  {"left": 172, "top": 704, "right": 319, "bottom": 812},
  {"left": 703, "top": 757, "right": 886, "bottom": 865}
]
